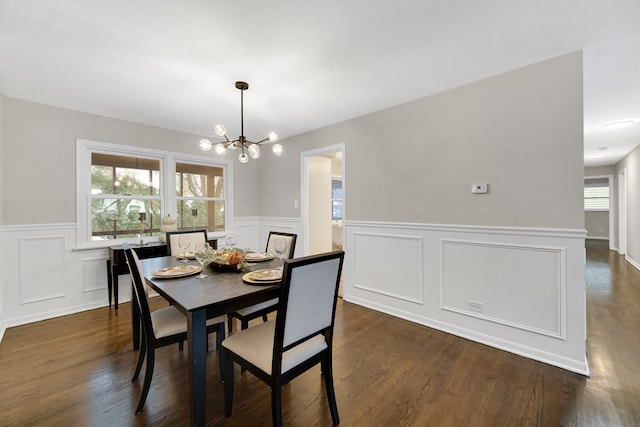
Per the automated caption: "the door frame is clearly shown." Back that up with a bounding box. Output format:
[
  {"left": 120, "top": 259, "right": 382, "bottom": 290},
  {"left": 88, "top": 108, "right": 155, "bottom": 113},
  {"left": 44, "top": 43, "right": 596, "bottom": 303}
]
[
  {"left": 300, "top": 143, "right": 345, "bottom": 256},
  {"left": 618, "top": 169, "right": 627, "bottom": 255}
]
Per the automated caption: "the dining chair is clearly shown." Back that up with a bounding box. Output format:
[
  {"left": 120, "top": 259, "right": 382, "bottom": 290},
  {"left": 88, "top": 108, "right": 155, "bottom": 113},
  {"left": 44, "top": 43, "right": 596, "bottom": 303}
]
[
  {"left": 227, "top": 231, "right": 297, "bottom": 332},
  {"left": 221, "top": 250, "right": 345, "bottom": 427},
  {"left": 124, "top": 247, "right": 227, "bottom": 414},
  {"left": 165, "top": 229, "right": 208, "bottom": 257}
]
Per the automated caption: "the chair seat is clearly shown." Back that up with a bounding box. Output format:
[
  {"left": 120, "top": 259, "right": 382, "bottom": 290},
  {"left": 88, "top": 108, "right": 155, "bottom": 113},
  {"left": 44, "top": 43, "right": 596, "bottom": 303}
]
[
  {"left": 234, "top": 298, "right": 279, "bottom": 317},
  {"left": 222, "top": 320, "right": 327, "bottom": 375},
  {"left": 152, "top": 306, "right": 226, "bottom": 339}
]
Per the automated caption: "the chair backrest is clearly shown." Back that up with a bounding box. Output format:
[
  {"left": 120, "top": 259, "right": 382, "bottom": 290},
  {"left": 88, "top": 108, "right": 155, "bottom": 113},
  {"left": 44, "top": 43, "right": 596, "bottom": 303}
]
[
  {"left": 166, "top": 229, "right": 208, "bottom": 256},
  {"left": 124, "top": 247, "right": 155, "bottom": 341},
  {"left": 273, "top": 251, "right": 344, "bottom": 369},
  {"left": 265, "top": 232, "right": 297, "bottom": 259}
]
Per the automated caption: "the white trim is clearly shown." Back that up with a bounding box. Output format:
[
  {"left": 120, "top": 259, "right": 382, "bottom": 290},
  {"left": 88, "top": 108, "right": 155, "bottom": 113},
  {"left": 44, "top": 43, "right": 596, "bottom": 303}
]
[
  {"left": 345, "top": 220, "right": 587, "bottom": 239},
  {"left": 627, "top": 255, "right": 640, "bottom": 271},
  {"left": 618, "top": 169, "right": 627, "bottom": 255}
]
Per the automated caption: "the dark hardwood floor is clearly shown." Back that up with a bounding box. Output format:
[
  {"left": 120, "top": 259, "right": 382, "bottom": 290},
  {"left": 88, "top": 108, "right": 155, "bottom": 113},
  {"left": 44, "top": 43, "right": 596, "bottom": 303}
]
[{"left": 1, "top": 246, "right": 639, "bottom": 426}]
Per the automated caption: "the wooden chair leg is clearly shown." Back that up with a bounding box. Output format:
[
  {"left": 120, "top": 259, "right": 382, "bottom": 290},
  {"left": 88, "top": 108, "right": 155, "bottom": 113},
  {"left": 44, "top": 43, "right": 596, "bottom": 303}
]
[
  {"left": 136, "top": 347, "right": 155, "bottom": 414},
  {"left": 227, "top": 314, "right": 234, "bottom": 333},
  {"left": 222, "top": 348, "right": 234, "bottom": 417},
  {"left": 322, "top": 356, "right": 340, "bottom": 425},
  {"left": 132, "top": 331, "right": 147, "bottom": 381},
  {"left": 217, "top": 324, "right": 226, "bottom": 379},
  {"left": 271, "top": 386, "right": 283, "bottom": 427}
]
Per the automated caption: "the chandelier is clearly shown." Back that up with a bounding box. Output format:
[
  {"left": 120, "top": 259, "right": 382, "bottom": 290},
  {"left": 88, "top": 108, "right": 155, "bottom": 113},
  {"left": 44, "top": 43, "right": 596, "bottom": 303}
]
[{"left": 199, "top": 81, "right": 282, "bottom": 163}]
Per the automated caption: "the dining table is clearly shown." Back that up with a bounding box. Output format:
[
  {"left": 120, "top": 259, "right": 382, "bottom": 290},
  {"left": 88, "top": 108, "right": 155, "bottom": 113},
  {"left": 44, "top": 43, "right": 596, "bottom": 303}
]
[{"left": 139, "top": 255, "right": 282, "bottom": 427}]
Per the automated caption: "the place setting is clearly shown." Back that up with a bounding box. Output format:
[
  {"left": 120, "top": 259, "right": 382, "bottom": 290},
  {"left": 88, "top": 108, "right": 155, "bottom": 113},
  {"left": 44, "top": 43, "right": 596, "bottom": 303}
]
[
  {"left": 151, "top": 265, "right": 202, "bottom": 279},
  {"left": 242, "top": 268, "right": 282, "bottom": 285},
  {"left": 244, "top": 252, "right": 275, "bottom": 262}
]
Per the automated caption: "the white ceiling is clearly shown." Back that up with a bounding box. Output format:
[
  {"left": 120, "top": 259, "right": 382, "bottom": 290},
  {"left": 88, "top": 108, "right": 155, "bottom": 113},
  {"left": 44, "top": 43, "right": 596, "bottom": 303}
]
[{"left": 1, "top": 0, "right": 639, "bottom": 167}]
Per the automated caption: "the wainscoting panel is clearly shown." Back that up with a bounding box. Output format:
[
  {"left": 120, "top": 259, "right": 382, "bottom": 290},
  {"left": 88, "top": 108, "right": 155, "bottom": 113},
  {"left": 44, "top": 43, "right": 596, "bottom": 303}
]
[
  {"left": 353, "top": 232, "right": 423, "bottom": 304},
  {"left": 236, "top": 217, "right": 302, "bottom": 257},
  {"left": 441, "top": 239, "right": 564, "bottom": 338},
  {"left": 343, "top": 221, "right": 588, "bottom": 375},
  {"left": 3, "top": 224, "right": 111, "bottom": 328},
  {"left": 82, "top": 255, "right": 109, "bottom": 293},
  {"left": 19, "top": 235, "right": 66, "bottom": 304}
]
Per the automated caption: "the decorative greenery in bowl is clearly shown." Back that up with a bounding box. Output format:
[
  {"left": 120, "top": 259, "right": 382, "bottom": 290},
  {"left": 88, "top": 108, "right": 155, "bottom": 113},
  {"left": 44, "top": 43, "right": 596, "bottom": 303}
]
[{"left": 204, "top": 248, "right": 253, "bottom": 273}]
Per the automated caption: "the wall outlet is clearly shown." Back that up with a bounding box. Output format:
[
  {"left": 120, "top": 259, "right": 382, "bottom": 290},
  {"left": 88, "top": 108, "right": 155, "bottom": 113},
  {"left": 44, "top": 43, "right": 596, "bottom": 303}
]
[{"left": 466, "top": 300, "right": 484, "bottom": 312}]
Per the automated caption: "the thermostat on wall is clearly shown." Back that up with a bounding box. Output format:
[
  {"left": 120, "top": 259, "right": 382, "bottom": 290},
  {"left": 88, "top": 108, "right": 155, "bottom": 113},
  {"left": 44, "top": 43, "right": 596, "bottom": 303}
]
[{"left": 472, "top": 183, "right": 488, "bottom": 194}]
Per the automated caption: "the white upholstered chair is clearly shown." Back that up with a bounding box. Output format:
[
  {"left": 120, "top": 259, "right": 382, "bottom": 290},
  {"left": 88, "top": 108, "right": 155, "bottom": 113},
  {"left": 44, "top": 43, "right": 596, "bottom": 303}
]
[
  {"left": 165, "top": 229, "right": 208, "bottom": 257},
  {"left": 227, "top": 232, "right": 297, "bottom": 332},
  {"left": 221, "top": 250, "right": 344, "bottom": 427},
  {"left": 124, "top": 247, "right": 227, "bottom": 414}
]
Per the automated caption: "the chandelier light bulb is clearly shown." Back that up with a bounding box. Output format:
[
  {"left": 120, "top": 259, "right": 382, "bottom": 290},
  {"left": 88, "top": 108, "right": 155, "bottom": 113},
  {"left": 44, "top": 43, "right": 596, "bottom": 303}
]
[
  {"left": 215, "top": 143, "right": 227, "bottom": 155},
  {"left": 229, "top": 141, "right": 238, "bottom": 150},
  {"left": 238, "top": 152, "right": 249, "bottom": 163},
  {"left": 272, "top": 143, "right": 283, "bottom": 156},
  {"left": 214, "top": 124, "right": 227, "bottom": 137},
  {"left": 267, "top": 131, "right": 278, "bottom": 142},
  {"left": 248, "top": 144, "right": 261, "bottom": 159},
  {"left": 199, "top": 139, "right": 212, "bottom": 151}
]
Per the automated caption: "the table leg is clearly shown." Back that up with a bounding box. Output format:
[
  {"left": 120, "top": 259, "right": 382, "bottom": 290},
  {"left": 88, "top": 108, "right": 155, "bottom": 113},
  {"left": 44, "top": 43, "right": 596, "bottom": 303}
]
[
  {"left": 106, "top": 260, "right": 113, "bottom": 308},
  {"left": 187, "top": 309, "right": 208, "bottom": 427}
]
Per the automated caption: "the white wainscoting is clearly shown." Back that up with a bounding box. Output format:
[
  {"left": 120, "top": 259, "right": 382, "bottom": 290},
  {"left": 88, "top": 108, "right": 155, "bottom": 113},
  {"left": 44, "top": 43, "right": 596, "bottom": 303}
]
[
  {"left": 343, "top": 221, "right": 589, "bottom": 375},
  {"left": 235, "top": 217, "right": 302, "bottom": 257},
  {"left": 1, "top": 224, "right": 116, "bottom": 329},
  {"left": 2, "top": 218, "right": 589, "bottom": 376}
]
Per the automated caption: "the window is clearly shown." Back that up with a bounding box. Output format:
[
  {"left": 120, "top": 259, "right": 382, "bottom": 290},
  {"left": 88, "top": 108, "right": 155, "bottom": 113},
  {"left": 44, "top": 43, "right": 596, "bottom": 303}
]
[
  {"left": 176, "top": 162, "right": 225, "bottom": 231},
  {"left": 91, "top": 153, "right": 161, "bottom": 240},
  {"left": 77, "top": 139, "right": 233, "bottom": 247},
  {"left": 332, "top": 178, "right": 343, "bottom": 220},
  {"left": 584, "top": 178, "right": 610, "bottom": 211}
]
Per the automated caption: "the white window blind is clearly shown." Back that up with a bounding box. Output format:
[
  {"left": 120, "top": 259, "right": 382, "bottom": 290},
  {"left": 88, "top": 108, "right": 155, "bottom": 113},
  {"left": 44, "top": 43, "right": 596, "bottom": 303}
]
[{"left": 584, "top": 178, "right": 610, "bottom": 211}]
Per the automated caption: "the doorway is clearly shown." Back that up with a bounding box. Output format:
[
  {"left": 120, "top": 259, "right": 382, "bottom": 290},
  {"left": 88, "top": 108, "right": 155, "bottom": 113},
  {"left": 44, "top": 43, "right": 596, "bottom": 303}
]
[{"left": 301, "top": 144, "right": 345, "bottom": 256}]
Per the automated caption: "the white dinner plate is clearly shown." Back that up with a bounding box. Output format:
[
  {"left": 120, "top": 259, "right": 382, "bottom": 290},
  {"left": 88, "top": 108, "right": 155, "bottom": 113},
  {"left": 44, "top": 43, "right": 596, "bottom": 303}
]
[
  {"left": 244, "top": 252, "right": 275, "bottom": 262},
  {"left": 152, "top": 265, "right": 201, "bottom": 278},
  {"left": 246, "top": 268, "right": 282, "bottom": 281}
]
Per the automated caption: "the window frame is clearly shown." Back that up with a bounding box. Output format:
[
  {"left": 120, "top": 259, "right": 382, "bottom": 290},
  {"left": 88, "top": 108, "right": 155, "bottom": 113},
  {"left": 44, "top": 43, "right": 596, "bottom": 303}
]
[{"left": 76, "top": 139, "right": 234, "bottom": 249}]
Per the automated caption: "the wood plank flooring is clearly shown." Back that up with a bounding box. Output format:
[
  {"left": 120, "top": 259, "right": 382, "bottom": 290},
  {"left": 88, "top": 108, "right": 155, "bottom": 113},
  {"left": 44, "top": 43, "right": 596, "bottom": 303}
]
[{"left": 1, "top": 246, "right": 638, "bottom": 426}]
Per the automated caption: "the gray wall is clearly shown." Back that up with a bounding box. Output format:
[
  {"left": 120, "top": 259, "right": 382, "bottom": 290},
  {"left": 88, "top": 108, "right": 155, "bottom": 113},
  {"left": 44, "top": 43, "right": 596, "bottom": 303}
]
[
  {"left": 617, "top": 144, "right": 640, "bottom": 263},
  {"left": 1, "top": 98, "right": 260, "bottom": 225},
  {"left": 585, "top": 211, "right": 609, "bottom": 238},
  {"left": 256, "top": 52, "right": 584, "bottom": 229}
]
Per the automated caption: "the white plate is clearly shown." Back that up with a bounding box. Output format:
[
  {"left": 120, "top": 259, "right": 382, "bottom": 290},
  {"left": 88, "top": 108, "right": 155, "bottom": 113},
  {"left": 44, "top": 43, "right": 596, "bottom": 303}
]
[
  {"left": 152, "top": 265, "right": 201, "bottom": 278},
  {"left": 246, "top": 268, "right": 282, "bottom": 281},
  {"left": 244, "top": 252, "right": 275, "bottom": 262}
]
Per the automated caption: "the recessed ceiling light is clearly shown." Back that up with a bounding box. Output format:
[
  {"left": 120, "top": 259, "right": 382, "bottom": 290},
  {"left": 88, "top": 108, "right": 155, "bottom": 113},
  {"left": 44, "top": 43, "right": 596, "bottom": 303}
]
[
  {"left": 586, "top": 153, "right": 606, "bottom": 158},
  {"left": 601, "top": 120, "right": 636, "bottom": 130}
]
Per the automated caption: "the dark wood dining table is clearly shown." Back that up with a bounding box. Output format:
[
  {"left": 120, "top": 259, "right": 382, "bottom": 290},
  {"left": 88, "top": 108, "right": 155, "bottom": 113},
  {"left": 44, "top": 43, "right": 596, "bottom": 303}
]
[{"left": 139, "top": 255, "right": 281, "bottom": 427}]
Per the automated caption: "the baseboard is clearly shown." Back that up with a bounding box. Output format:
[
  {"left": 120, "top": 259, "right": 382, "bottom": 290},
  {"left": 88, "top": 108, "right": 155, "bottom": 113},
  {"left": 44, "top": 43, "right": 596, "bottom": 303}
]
[
  {"left": 345, "top": 295, "right": 590, "bottom": 376},
  {"left": 4, "top": 300, "right": 110, "bottom": 329},
  {"left": 627, "top": 255, "right": 640, "bottom": 271}
]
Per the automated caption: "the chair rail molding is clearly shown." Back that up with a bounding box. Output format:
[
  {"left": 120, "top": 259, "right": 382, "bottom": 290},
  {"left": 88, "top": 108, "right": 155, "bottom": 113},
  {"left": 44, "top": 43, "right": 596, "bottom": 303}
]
[{"left": 342, "top": 219, "right": 588, "bottom": 375}]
